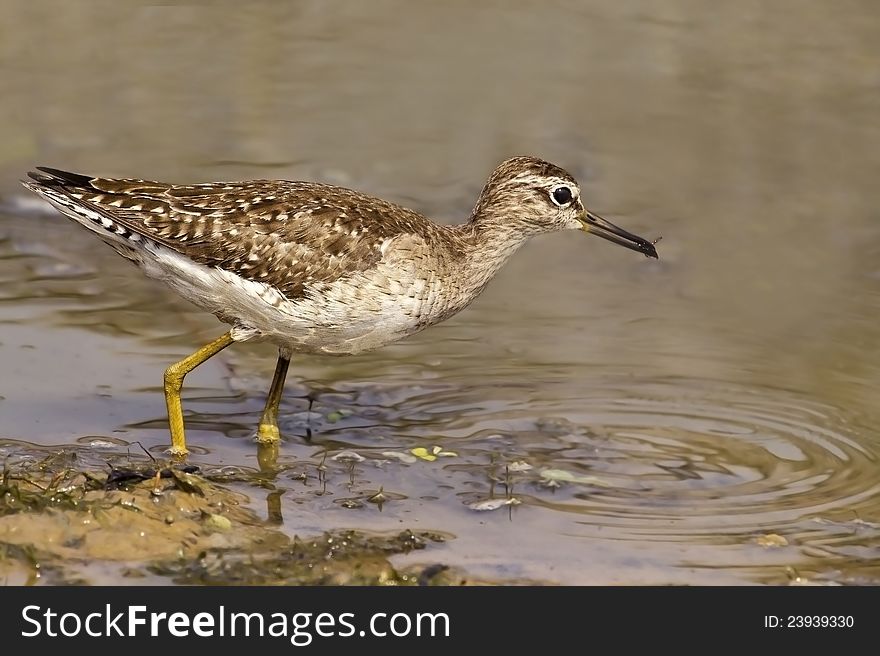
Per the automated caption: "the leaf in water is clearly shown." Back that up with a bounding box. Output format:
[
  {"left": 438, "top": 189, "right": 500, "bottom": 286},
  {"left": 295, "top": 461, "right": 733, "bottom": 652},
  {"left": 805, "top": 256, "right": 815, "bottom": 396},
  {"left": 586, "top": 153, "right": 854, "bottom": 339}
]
[
  {"left": 468, "top": 498, "right": 522, "bottom": 512},
  {"left": 755, "top": 533, "right": 789, "bottom": 548},
  {"left": 381, "top": 451, "right": 418, "bottom": 464},
  {"left": 411, "top": 447, "right": 435, "bottom": 462},
  {"left": 411, "top": 446, "right": 458, "bottom": 462},
  {"left": 539, "top": 469, "right": 610, "bottom": 487},
  {"left": 325, "top": 409, "right": 352, "bottom": 423},
  {"left": 508, "top": 461, "right": 533, "bottom": 472}
]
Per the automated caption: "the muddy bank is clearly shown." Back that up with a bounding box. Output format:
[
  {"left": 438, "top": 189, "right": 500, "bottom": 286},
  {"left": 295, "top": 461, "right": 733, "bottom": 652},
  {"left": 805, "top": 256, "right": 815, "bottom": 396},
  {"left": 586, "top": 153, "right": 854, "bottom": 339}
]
[{"left": 0, "top": 446, "right": 481, "bottom": 586}]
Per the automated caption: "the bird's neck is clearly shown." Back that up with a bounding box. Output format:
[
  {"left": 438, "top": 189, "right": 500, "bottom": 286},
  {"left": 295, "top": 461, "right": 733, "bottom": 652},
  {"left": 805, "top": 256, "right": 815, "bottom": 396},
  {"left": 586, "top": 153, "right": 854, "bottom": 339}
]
[{"left": 449, "top": 218, "right": 532, "bottom": 293}]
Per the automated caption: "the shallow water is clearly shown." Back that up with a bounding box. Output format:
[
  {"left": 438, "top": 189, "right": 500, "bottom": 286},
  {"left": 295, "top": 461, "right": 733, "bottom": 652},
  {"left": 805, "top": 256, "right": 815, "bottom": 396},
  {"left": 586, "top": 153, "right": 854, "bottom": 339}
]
[{"left": 1, "top": 1, "right": 880, "bottom": 585}]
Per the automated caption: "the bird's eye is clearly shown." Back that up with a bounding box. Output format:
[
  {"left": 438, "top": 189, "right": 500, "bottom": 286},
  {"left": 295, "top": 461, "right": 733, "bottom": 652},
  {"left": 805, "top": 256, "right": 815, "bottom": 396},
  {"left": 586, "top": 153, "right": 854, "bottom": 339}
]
[{"left": 551, "top": 186, "right": 573, "bottom": 206}]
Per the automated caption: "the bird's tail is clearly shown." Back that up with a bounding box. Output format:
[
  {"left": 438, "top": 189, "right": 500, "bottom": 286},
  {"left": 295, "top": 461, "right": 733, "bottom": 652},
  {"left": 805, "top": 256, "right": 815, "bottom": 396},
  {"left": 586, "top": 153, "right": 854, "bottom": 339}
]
[{"left": 22, "top": 167, "right": 144, "bottom": 258}]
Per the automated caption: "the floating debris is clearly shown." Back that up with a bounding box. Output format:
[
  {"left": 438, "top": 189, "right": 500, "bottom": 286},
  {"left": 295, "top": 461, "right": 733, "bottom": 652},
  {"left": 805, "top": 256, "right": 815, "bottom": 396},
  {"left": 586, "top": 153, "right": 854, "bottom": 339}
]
[
  {"left": 381, "top": 450, "right": 418, "bottom": 464},
  {"left": 755, "top": 533, "right": 789, "bottom": 548},
  {"left": 468, "top": 497, "right": 521, "bottom": 512},
  {"left": 539, "top": 469, "right": 610, "bottom": 487},
  {"left": 811, "top": 516, "right": 880, "bottom": 531},
  {"left": 331, "top": 450, "right": 365, "bottom": 463},
  {"left": 784, "top": 566, "right": 841, "bottom": 586}
]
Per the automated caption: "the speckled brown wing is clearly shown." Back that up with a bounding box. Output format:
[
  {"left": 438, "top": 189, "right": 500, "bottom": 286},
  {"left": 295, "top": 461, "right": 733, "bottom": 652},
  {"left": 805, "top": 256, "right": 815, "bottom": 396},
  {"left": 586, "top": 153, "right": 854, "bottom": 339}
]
[{"left": 27, "top": 168, "right": 436, "bottom": 299}]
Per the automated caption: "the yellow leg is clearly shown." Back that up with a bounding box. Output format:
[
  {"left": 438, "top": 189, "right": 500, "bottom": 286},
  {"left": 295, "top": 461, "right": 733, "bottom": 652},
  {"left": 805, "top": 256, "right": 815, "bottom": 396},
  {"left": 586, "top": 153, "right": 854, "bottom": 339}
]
[
  {"left": 163, "top": 332, "right": 235, "bottom": 456},
  {"left": 257, "top": 440, "right": 280, "bottom": 472},
  {"left": 257, "top": 353, "right": 290, "bottom": 443}
]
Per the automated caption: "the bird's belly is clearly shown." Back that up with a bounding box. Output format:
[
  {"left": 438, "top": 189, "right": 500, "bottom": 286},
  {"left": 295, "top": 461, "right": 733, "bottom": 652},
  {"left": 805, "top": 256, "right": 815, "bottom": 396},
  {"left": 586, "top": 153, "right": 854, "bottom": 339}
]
[
  {"left": 143, "top": 245, "right": 451, "bottom": 355},
  {"left": 264, "top": 294, "right": 429, "bottom": 355}
]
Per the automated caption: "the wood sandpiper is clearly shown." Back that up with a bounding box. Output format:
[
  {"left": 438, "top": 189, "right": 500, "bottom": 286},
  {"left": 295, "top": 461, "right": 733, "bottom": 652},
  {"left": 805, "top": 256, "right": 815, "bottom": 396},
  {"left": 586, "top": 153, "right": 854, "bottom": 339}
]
[{"left": 23, "top": 157, "right": 659, "bottom": 456}]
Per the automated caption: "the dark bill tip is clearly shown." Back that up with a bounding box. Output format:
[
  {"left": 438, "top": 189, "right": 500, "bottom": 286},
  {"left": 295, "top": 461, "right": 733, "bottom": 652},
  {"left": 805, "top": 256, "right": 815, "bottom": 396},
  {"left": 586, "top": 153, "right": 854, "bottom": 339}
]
[{"left": 581, "top": 211, "right": 660, "bottom": 259}]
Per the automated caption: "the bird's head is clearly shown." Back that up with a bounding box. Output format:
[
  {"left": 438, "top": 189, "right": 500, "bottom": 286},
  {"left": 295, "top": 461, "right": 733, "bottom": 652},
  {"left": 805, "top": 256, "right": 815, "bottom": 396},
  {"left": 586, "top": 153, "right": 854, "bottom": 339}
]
[{"left": 471, "top": 156, "right": 659, "bottom": 259}]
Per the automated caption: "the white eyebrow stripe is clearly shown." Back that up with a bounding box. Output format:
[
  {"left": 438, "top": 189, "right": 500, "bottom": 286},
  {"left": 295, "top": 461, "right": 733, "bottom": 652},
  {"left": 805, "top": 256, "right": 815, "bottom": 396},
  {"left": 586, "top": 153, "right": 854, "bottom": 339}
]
[{"left": 510, "top": 172, "right": 579, "bottom": 193}]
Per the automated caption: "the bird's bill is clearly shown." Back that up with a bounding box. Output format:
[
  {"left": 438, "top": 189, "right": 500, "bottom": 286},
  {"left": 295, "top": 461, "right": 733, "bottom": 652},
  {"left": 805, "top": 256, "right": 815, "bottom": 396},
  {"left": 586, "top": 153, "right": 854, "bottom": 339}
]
[{"left": 579, "top": 211, "right": 659, "bottom": 259}]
